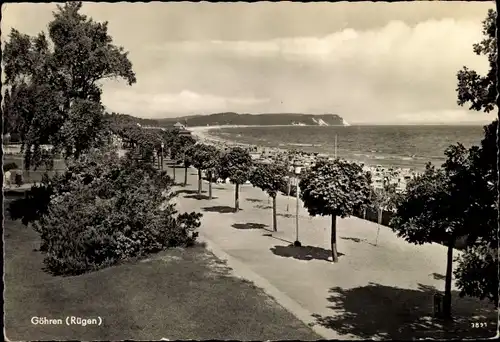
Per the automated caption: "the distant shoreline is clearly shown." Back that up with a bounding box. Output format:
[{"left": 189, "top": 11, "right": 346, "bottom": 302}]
[{"left": 188, "top": 124, "right": 348, "bottom": 132}]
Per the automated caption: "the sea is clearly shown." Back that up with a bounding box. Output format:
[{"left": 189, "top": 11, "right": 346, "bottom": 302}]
[{"left": 206, "top": 125, "right": 488, "bottom": 171}]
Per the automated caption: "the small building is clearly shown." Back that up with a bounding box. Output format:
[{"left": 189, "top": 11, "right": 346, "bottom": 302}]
[
  {"left": 171, "top": 122, "right": 191, "bottom": 136},
  {"left": 173, "top": 122, "right": 185, "bottom": 130}
]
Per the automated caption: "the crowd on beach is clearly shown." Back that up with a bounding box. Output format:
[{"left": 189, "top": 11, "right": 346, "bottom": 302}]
[{"left": 189, "top": 126, "right": 418, "bottom": 192}]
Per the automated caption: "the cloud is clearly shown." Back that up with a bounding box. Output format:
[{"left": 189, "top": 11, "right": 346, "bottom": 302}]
[
  {"left": 102, "top": 89, "right": 269, "bottom": 117},
  {"left": 394, "top": 109, "right": 495, "bottom": 124},
  {"left": 141, "top": 17, "right": 490, "bottom": 122},
  {"left": 1, "top": 1, "right": 494, "bottom": 123}
]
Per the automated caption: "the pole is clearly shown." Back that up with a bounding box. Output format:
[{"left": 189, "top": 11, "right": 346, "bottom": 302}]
[
  {"left": 286, "top": 177, "right": 291, "bottom": 212},
  {"left": 161, "top": 145, "right": 164, "bottom": 171},
  {"left": 294, "top": 176, "right": 301, "bottom": 247},
  {"left": 334, "top": 134, "right": 337, "bottom": 159}
]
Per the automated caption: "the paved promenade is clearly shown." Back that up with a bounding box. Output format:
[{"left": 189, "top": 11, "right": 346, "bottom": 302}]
[{"left": 170, "top": 166, "right": 497, "bottom": 340}]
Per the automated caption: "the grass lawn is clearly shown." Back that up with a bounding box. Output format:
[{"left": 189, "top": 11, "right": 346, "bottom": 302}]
[{"left": 4, "top": 214, "right": 320, "bottom": 341}]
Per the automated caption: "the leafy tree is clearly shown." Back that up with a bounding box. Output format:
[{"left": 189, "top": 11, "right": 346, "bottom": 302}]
[
  {"left": 456, "top": 10, "right": 500, "bottom": 299},
  {"left": 454, "top": 244, "right": 498, "bottom": 305},
  {"left": 205, "top": 148, "right": 222, "bottom": 200},
  {"left": 453, "top": 122, "right": 498, "bottom": 306},
  {"left": 453, "top": 8, "right": 500, "bottom": 312},
  {"left": 250, "top": 162, "right": 288, "bottom": 231},
  {"left": 299, "top": 159, "right": 372, "bottom": 262},
  {"left": 456, "top": 9, "right": 496, "bottom": 114},
  {"left": 370, "top": 181, "right": 398, "bottom": 245},
  {"left": 217, "top": 147, "right": 253, "bottom": 212},
  {"left": 2, "top": 2, "right": 136, "bottom": 170},
  {"left": 391, "top": 140, "right": 495, "bottom": 318},
  {"left": 171, "top": 135, "right": 196, "bottom": 186},
  {"left": 190, "top": 143, "right": 221, "bottom": 197}
]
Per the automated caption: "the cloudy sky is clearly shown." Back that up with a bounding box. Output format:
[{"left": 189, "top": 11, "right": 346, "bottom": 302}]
[{"left": 1, "top": 2, "right": 496, "bottom": 124}]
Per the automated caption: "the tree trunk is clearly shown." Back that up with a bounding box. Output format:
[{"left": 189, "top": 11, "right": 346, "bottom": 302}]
[
  {"left": 208, "top": 171, "right": 213, "bottom": 199},
  {"left": 363, "top": 207, "right": 367, "bottom": 220},
  {"left": 375, "top": 207, "right": 382, "bottom": 246},
  {"left": 235, "top": 183, "right": 240, "bottom": 212},
  {"left": 272, "top": 195, "right": 277, "bottom": 232},
  {"left": 443, "top": 239, "right": 455, "bottom": 319},
  {"left": 184, "top": 166, "right": 188, "bottom": 186},
  {"left": 331, "top": 215, "right": 339, "bottom": 262},
  {"left": 197, "top": 169, "right": 202, "bottom": 194},
  {"left": 173, "top": 166, "right": 176, "bottom": 182}
]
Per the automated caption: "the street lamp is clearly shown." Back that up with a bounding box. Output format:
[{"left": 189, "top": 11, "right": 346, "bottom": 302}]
[
  {"left": 160, "top": 142, "right": 164, "bottom": 171},
  {"left": 286, "top": 165, "right": 294, "bottom": 212},
  {"left": 293, "top": 162, "right": 302, "bottom": 247}
]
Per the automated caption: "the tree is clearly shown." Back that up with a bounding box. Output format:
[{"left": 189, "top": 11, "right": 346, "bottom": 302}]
[
  {"left": 171, "top": 135, "right": 196, "bottom": 186},
  {"left": 250, "top": 162, "right": 288, "bottom": 231},
  {"left": 299, "top": 159, "right": 372, "bottom": 262},
  {"left": 453, "top": 122, "right": 498, "bottom": 307},
  {"left": 390, "top": 140, "right": 495, "bottom": 318},
  {"left": 456, "top": 10, "right": 500, "bottom": 289},
  {"left": 454, "top": 244, "right": 498, "bottom": 305},
  {"left": 370, "top": 181, "right": 398, "bottom": 245},
  {"left": 190, "top": 143, "right": 221, "bottom": 197},
  {"left": 2, "top": 2, "right": 136, "bottom": 170},
  {"left": 456, "top": 9, "right": 497, "bottom": 114},
  {"left": 217, "top": 147, "right": 253, "bottom": 212}
]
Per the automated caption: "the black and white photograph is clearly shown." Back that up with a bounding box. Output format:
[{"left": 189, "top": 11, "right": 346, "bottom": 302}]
[{"left": 2, "top": 1, "right": 499, "bottom": 340}]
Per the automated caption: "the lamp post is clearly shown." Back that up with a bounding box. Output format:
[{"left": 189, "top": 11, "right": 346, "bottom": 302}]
[
  {"left": 160, "top": 142, "right": 164, "bottom": 171},
  {"left": 293, "top": 163, "right": 302, "bottom": 247},
  {"left": 286, "top": 165, "right": 294, "bottom": 212}
]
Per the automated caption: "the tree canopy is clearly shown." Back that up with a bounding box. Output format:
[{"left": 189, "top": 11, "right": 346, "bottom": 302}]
[
  {"left": 250, "top": 162, "right": 288, "bottom": 198},
  {"left": 190, "top": 143, "right": 219, "bottom": 172},
  {"left": 2, "top": 1, "right": 136, "bottom": 169},
  {"left": 218, "top": 147, "right": 253, "bottom": 185},
  {"left": 453, "top": 8, "right": 499, "bottom": 307},
  {"left": 299, "top": 159, "right": 372, "bottom": 262},
  {"left": 456, "top": 9, "right": 496, "bottom": 113},
  {"left": 218, "top": 147, "right": 253, "bottom": 211},
  {"left": 299, "top": 159, "right": 372, "bottom": 218}
]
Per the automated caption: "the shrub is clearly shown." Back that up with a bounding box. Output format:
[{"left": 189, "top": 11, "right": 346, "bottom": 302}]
[
  {"left": 17, "top": 148, "right": 202, "bottom": 275},
  {"left": 3, "top": 162, "right": 18, "bottom": 172}
]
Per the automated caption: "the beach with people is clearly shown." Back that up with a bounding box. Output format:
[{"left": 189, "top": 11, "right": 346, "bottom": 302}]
[{"left": 189, "top": 125, "right": 421, "bottom": 192}]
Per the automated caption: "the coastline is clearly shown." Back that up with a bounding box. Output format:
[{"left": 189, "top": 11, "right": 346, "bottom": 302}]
[
  {"left": 188, "top": 124, "right": 346, "bottom": 148},
  {"left": 188, "top": 124, "right": 421, "bottom": 192}
]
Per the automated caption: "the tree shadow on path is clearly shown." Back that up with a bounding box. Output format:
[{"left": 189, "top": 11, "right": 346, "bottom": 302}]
[
  {"left": 184, "top": 194, "right": 217, "bottom": 200},
  {"left": 232, "top": 223, "right": 271, "bottom": 232},
  {"left": 270, "top": 245, "right": 343, "bottom": 262},
  {"left": 173, "top": 189, "right": 200, "bottom": 196},
  {"left": 312, "top": 282, "right": 497, "bottom": 340},
  {"left": 431, "top": 273, "right": 446, "bottom": 281},
  {"left": 255, "top": 204, "right": 272, "bottom": 210},
  {"left": 246, "top": 198, "right": 263, "bottom": 203},
  {"left": 263, "top": 234, "right": 293, "bottom": 245},
  {"left": 340, "top": 236, "right": 367, "bottom": 243},
  {"left": 202, "top": 206, "right": 239, "bottom": 214}
]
